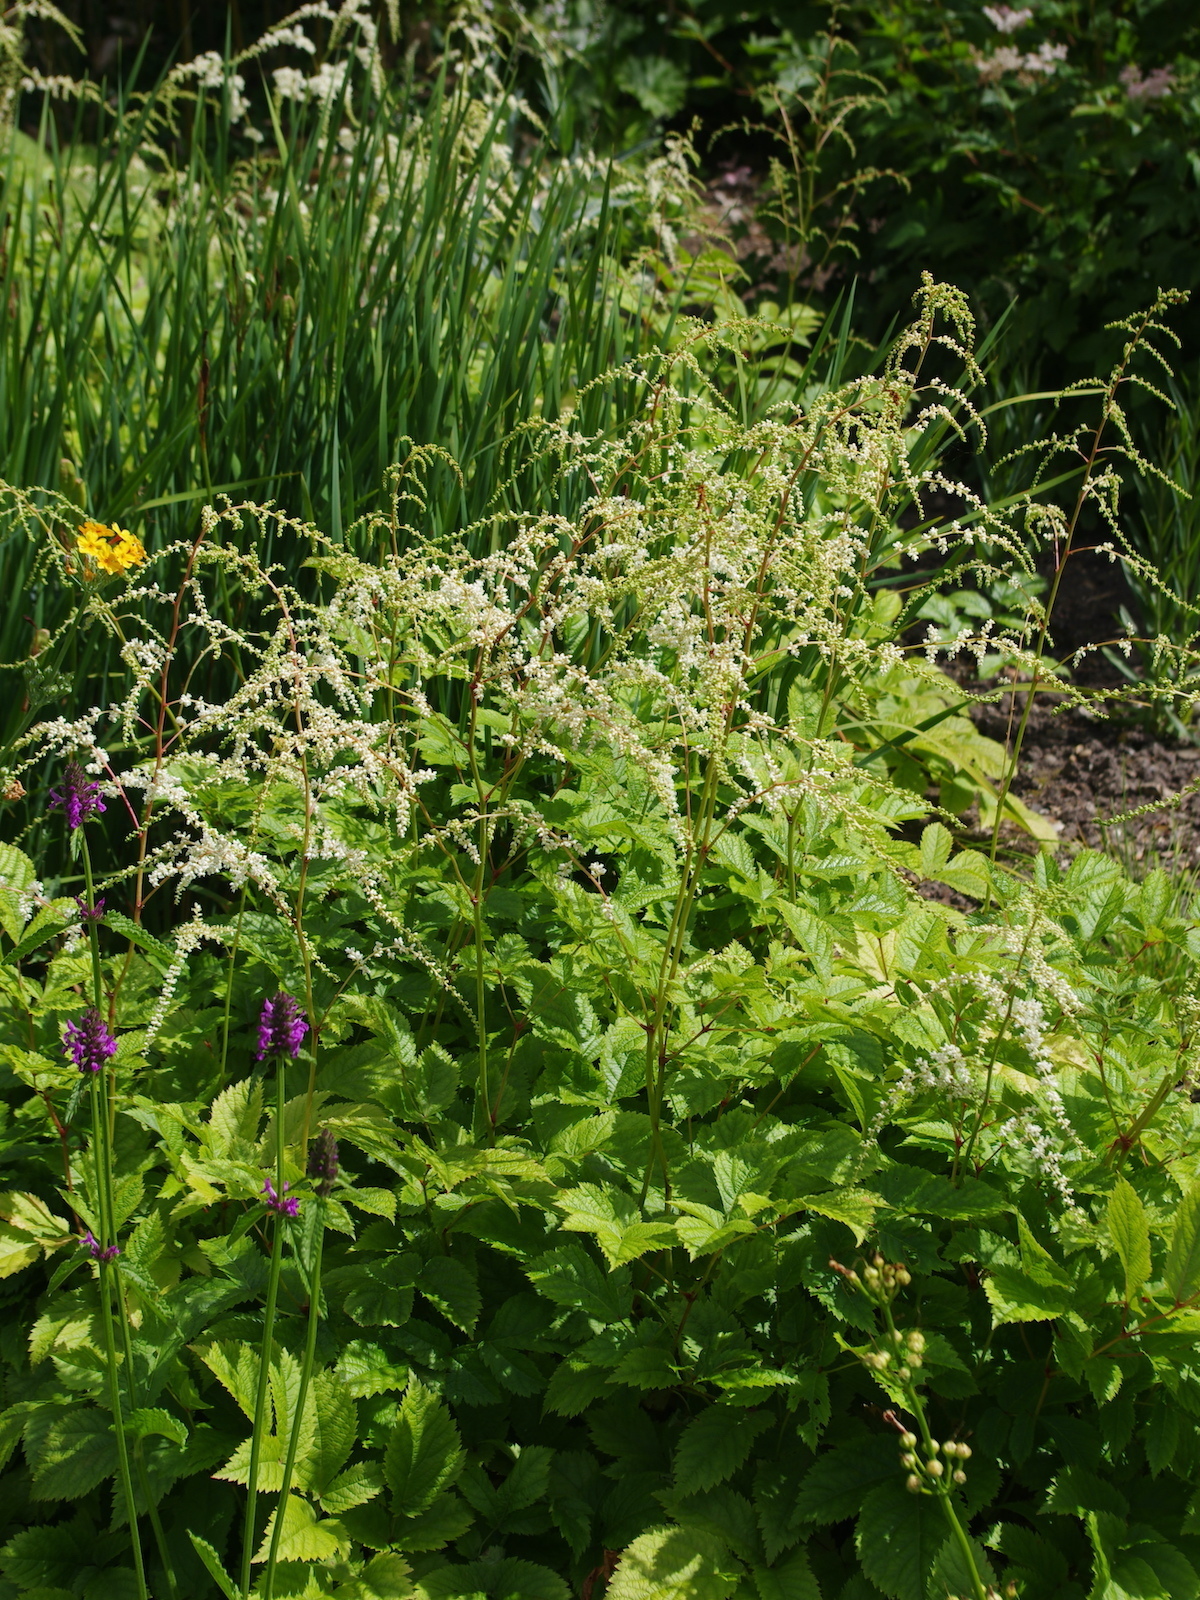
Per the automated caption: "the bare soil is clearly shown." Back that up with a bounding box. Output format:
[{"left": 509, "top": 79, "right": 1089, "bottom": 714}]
[{"left": 962, "top": 546, "right": 1200, "bottom": 874}]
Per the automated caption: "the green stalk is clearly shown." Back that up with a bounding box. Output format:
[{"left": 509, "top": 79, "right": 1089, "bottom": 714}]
[
  {"left": 240, "top": 1061, "right": 289, "bottom": 1599},
  {"left": 262, "top": 1205, "right": 326, "bottom": 1599},
  {"left": 879, "top": 1303, "right": 987, "bottom": 1600},
  {"left": 78, "top": 835, "right": 149, "bottom": 1600}
]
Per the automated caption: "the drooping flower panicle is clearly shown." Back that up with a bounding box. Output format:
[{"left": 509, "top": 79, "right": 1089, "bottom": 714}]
[
  {"left": 262, "top": 1178, "right": 300, "bottom": 1218},
  {"left": 63, "top": 1008, "right": 117, "bottom": 1073},
  {"left": 76, "top": 520, "right": 147, "bottom": 576},
  {"left": 307, "top": 1128, "right": 339, "bottom": 1198},
  {"left": 49, "top": 761, "right": 106, "bottom": 830},
  {"left": 256, "top": 992, "right": 308, "bottom": 1061}
]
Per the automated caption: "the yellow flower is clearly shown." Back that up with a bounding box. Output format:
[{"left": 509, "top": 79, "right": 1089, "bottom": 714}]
[
  {"left": 110, "top": 527, "right": 146, "bottom": 569},
  {"left": 75, "top": 521, "right": 147, "bottom": 575}
]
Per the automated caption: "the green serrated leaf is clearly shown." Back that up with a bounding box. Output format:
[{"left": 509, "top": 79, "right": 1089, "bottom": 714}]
[
  {"left": 855, "top": 1480, "right": 942, "bottom": 1600},
  {"left": 675, "top": 1405, "right": 771, "bottom": 1495},
  {"left": 187, "top": 1532, "right": 237, "bottom": 1599},
  {"left": 253, "top": 1494, "right": 348, "bottom": 1563},
  {"left": 26, "top": 1406, "right": 118, "bottom": 1501},
  {"left": 753, "top": 1549, "right": 820, "bottom": 1600},
  {"left": 1107, "top": 1178, "right": 1151, "bottom": 1304},
  {"left": 527, "top": 1245, "right": 633, "bottom": 1323},
  {"left": 384, "top": 1382, "right": 465, "bottom": 1518},
  {"left": 126, "top": 1407, "right": 188, "bottom": 1447},
  {"left": 390, "top": 1491, "right": 474, "bottom": 1552},
  {"left": 606, "top": 1525, "right": 740, "bottom": 1600},
  {"left": 1166, "top": 1187, "right": 1200, "bottom": 1305},
  {"left": 929, "top": 1533, "right": 997, "bottom": 1599},
  {"left": 417, "top": 1256, "right": 481, "bottom": 1334}
]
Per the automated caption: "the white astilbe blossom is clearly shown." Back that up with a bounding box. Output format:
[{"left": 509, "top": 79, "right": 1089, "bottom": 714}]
[
  {"left": 983, "top": 5, "right": 1033, "bottom": 33},
  {"left": 9, "top": 278, "right": 1093, "bottom": 1220}
]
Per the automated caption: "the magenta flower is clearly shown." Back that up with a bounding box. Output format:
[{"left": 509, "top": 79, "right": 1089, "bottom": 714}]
[
  {"left": 262, "top": 1178, "right": 300, "bottom": 1218},
  {"left": 256, "top": 992, "right": 308, "bottom": 1062},
  {"left": 84, "top": 1230, "right": 120, "bottom": 1263},
  {"left": 49, "top": 761, "right": 106, "bottom": 830},
  {"left": 74, "top": 895, "right": 106, "bottom": 924},
  {"left": 63, "top": 1008, "right": 117, "bottom": 1073}
]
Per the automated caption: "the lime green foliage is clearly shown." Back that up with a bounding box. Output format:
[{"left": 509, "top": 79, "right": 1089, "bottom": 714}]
[{"left": 1, "top": 282, "right": 1200, "bottom": 1599}]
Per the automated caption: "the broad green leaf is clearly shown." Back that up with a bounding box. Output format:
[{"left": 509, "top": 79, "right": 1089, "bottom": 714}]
[
  {"left": 418, "top": 1556, "right": 568, "bottom": 1599},
  {"left": 855, "top": 1480, "right": 942, "bottom": 1600},
  {"left": 296, "top": 1374, "right": 356, "bottom": 1495},
  {"left": 335, "top": 1340, "right": 410, "bottom": 1399},
  {"left": 417, "top": 1256, "right": 481, "bottom": 1334},
  {"left": 606, "top": 1525, "right": 740, "bottom": 1600},
  {"left": 675, "top": 1405, "right": 771, "bottom": 1495},
  {"left": 800, "top": 1190, "right": 884, "bottom": 1246},
  {"left": 1166, "top": 1188, "right": 1200, "bottom": 1304},
  {"left": 26, "top": 1406, "right": 118, "bottom": 1501},
  {"left": 543, "top": 1358, "right": 612, "bottom": 1416},
  {"left": 320, "top": 1460, "right": 386, "bottom": 1514},
  {"left": 930, "top": 1533, "right": 997, "bottom": 1599},
  {"left": 390, "top": 1492, "right": 475, "bottom": 1552},
  {"left": 1042, "top": 1466, "right": 1129, "bottom": 1518},
  {"left": 126, "top": 1408, "right": 188, "bottom": 1448},
  {"left": 557, "top": 1184, "right": 677, "bottom": 1268},
  {"left": 346, "top": 1553, "right": 416, "bottom": 1600},
  {"left": 194, "top": 1341, "right": 260, "bottom": 1419},
  {"left": 0, "top": 1404, "right": 30, "bottom": 1472},
  {"left": 1107, "top": 1178, "right": 1151, "bottom": 1304},
  {"left": 753, "top": 1550, "right": 820, "bottom": 1600},
  {"left": 984, "top": 1265, "right": 1072, "bottom": 1325},
  {"left": 253, "top": 1494, "right": 348, "bottom": 1563},
  {"left": 1118, "top": 1543, "right": 1199, "bottom": 1600},
  {"left": 0, "top": 1192, "right": 75, "bottom": 1244},
  {"left": 918, "top": 822, "right": 952, "bottom": 877},
  {"left": 794, "top": 1435, "right": 896, "bottom": 1524},
  {"left": 188, "top": 1532, "right": 237, "bottom": 1600},
  {"left": 527, "top": 1245, "right": 633, "bottom": 1323},
  {"left": 384, "top": 1382, "right": 465, "bottom": 1518},
  {"left": 204, "top": 1078, "right": 264, "bottom": 1157},
  {"left": 0, "top": 1224, "right": 41, "bottom": 1278},
  {"left": 342, "top": 1254, "right": 419, "bottom": 1327}
]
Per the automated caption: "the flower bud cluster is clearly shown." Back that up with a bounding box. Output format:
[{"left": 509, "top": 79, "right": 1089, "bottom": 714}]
[
  {"left": 830, "top": 1253, "right": 911, "bottom": 1305},
  {"left": 903, "top": 1435, "right": 972, "bottom": 1493}
]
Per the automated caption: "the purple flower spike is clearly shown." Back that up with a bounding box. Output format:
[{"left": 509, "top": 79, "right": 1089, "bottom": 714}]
[
  {"left": 263, "top": 1178, "right": 300, "bottom": 1218},
  {"left": 84, "top": 1230, "right": 120, "bottom": 1263},
  {"left": 74, "top": 895, "right": 106, "bottom": 924},
  {"left": 307, "top": 1128, "right": 339, "bottom": 1199},
  {"left": 63, "top": 1008, "right": 118, "bottom": 1073},
  {"left": 256, "top": 992, "right": 308, "bottom": 1062},
  {"left": 49, "top": 761, "right": 106, "bottom": 831}
]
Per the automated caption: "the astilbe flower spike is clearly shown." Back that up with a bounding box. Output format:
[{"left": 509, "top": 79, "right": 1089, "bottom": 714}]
[
  {"left": 256, "top": 992, "right": 308, "bottom": 1062},
  {"left": 49, "top": 761, "right": 105, "bottom": 830},
  {"left": 262, "top": 1178, "right": 300, "bottom": 1218},
  {"left": 63, "top": 1008, "right": 118, "bottom": 1073}
]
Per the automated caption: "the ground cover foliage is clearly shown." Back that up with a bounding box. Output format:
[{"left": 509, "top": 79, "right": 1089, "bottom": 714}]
[
  {"left": 3, "top": 8, "right": 1200, "bottom": 1600},
  {"left": 3, "top": 285, "right": 1200, "bottom": 1600}
]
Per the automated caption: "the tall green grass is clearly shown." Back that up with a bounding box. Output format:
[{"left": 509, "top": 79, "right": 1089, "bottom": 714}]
[{"left": 0, "top": 77, "right": 658, "bottom": 650}]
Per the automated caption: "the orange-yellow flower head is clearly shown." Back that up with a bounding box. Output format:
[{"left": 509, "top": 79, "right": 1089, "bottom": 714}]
[{"left": 76, "top": 521, "right": 146, "bottom": 576}]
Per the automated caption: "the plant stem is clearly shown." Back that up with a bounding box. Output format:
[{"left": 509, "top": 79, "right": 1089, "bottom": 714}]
[
  {"left": 262, "top": 1205, "right": 325, "bottom": 1599},
  {"left": 241, "top": 1061, "right": 289, "bottom": 1598},
  {"left": 79, "top": 832, "right": 151, "bottom": 1600},
  {"left": 880, "top": 1303, "right": 988, "bottom": 1600}
]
